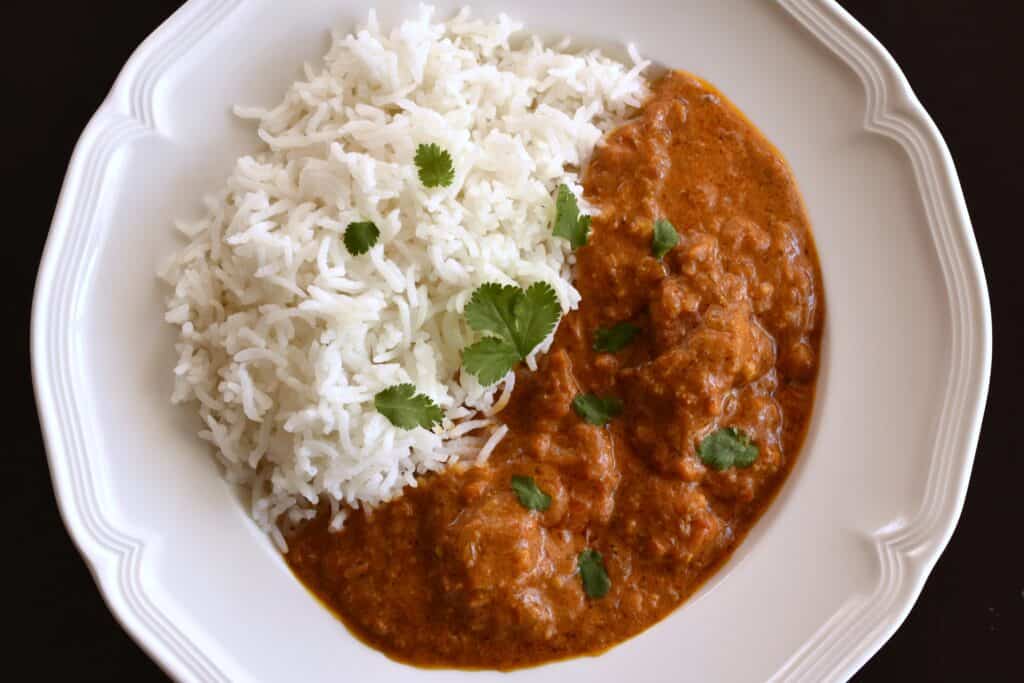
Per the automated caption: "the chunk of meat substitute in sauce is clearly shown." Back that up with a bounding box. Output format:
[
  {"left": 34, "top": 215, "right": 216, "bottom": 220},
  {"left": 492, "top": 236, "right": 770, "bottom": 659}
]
[
  {"left": 285, "top": 71, "right": 824, "bottom": 669},
  {"left": 433, "top": 489, "right": 584, "bottom": 643}
]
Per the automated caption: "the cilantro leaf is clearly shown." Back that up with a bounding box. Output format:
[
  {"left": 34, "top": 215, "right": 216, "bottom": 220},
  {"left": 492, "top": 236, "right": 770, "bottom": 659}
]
[
  {"left": 593, "top": 322, "right": 640, "bottom": 353},
  {"left": 461, "top": 337, "right": 520, "bottom": 386},
  {"left": 651, "top": 218, "right": 680, "bottom": 258},
  {"left": 414, "top": 143, "right": 455, "bottom": 188},
  {"left": 552, "top": 184, "right": 591, "bottom": 249},
  {"left": 374, "top": 384, "right": 443, "bottom": 430},
  {"left": 463, "top": 283, "right": 523, "bottom": 351},
  {"left": 698, "top": 427, "right": 759, "bottom": 470},
  {"left": 572, "top": 393, "right": 623, "bottom": 426},
  {"left": 343, "top": 221, "right": 380, "bottom": 255},
  {"left": 461, "top": 281, "right": 562, "bottom": 385},
  {"left": 511, "top": 475, "right": 552, "bottom": 511},
  {"left": 515, "top": 282, "right": 562, "bottom": 357},
  {"left": 578, "top": 549, "right": 611, "bottom": 599}
]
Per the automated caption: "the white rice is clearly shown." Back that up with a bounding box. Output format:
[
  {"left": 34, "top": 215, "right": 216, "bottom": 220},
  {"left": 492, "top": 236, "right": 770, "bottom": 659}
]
[{"left": 161, "top": 5, "right": 649, "bottom": 550}]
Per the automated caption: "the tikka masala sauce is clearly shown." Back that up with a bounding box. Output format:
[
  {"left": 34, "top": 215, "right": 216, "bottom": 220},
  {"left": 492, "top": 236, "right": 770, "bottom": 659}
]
[{"left": 285, "top": 71, "right": 824, "bottom": 669}]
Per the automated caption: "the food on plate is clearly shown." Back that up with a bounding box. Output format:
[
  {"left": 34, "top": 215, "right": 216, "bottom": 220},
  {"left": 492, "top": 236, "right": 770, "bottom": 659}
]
[
  {"left": 161, "top": 5, "right": 647, "bottom": 548},
  {"left": 162, "top": 6, "right": 823, "bottom": 670}
]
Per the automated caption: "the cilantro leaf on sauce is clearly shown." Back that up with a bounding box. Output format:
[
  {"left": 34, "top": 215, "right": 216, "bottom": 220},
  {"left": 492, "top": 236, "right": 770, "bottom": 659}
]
[
  {"left": 572, "top": 393, "right": 623, "bottom": 426},
  {"left": 552, "top": 184, "right": 591, "bottom": 249},
  {"left": 374, "top": 384, "right": 443, "bottom": 430},
  {"left": 593, "top": 322, "right": 641, "bottom": 353},
  {"left": 343, "top": 221, "right": 380, "bottom": 255},
  {"left": 578, "top": 549, "right": 611, "bottom": 599},
  {"left": 698, "top": 427, "right": 759, "bottom": 470},
  {"left": 511, "top": 475, "right": 552, "bottom": 511},
  {"left": 415, "top": 143, "right": 455, "bottom": 188},
  {"left": 651, "top": 218, "right": 680, "bottom": 258},
  {"left": 461, "top": 282, "right": 562, "bottom": 385}
]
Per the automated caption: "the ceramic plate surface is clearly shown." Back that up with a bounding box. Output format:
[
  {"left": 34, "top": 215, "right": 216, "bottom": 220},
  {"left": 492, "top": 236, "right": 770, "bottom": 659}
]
[{"left": 32, "top": 1, "right": 991, "bottom": 681}]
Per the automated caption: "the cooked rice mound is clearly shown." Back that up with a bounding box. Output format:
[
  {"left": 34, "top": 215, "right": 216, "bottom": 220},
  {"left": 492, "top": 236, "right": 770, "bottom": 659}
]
[{"left": 161, "top": 5, "right": 648, "bottom": 549}]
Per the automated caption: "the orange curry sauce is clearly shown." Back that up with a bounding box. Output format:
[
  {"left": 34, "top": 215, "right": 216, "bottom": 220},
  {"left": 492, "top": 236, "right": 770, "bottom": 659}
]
[{"left": 285, "top": 71, "right": 824, "bottom": 669}]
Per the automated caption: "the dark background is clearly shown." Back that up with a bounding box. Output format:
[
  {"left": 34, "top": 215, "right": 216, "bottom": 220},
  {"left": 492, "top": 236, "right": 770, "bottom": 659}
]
[{"left": 6, "top": 1, "right": 1020, "bottom": 680}]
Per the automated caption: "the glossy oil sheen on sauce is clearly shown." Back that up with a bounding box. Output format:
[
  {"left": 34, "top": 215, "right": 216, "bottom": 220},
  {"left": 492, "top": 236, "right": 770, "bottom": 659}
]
[{"left": 285, "top": 71, "right": 825, "bottom": 669}]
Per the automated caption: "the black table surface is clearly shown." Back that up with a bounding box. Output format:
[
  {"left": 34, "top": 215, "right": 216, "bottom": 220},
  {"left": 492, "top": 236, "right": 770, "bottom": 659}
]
[{"left": 7, "top": 1, "right": 1021, "bottom": 680}]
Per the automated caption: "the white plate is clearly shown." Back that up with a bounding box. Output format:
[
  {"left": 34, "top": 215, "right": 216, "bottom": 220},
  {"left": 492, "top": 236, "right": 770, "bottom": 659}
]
[{"left": 32, "top": 1, "right": 991, "bottom": 681}]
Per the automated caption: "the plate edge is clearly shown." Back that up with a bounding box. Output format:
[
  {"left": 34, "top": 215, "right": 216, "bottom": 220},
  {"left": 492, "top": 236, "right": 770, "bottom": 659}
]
[
  {"left": 772, "top": 1, "right": 992, "bottom": 681},
  {"left": 31, "top": 1, "right": 244, "bottom": 682}
]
